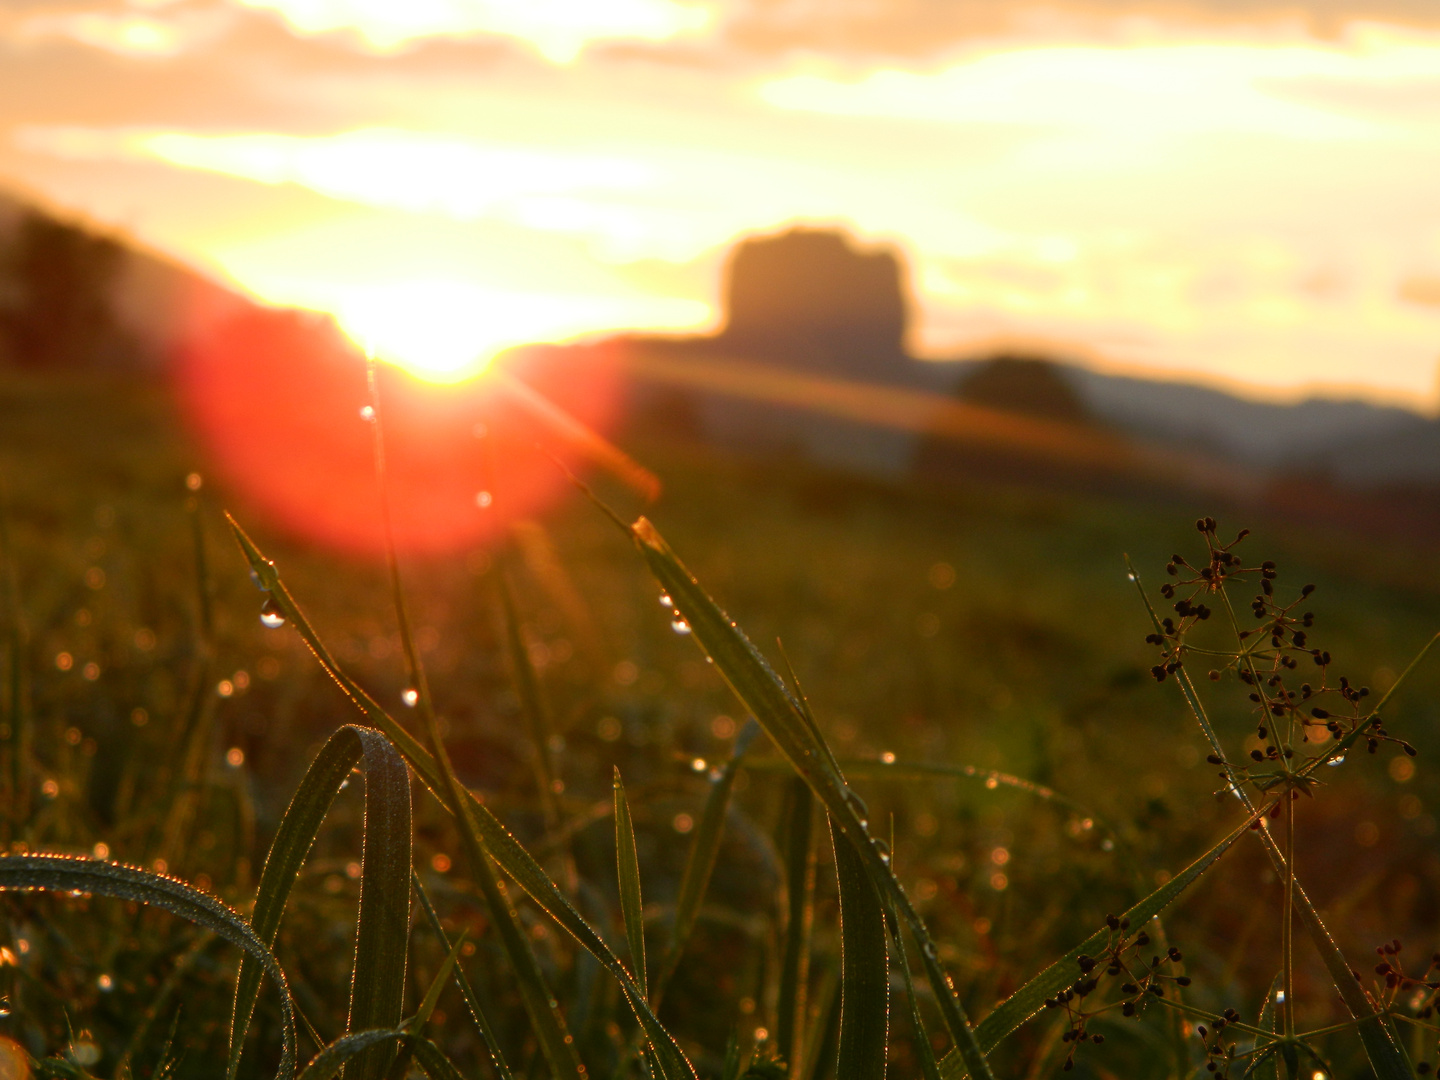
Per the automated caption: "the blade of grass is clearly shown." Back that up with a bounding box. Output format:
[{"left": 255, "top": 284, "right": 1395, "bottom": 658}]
[
  {"left": 0, "top": 853, "right": 297, "bottom": 1080},
  {"left": 300, "top": 1030, "right": 466, "bottom": 1080},
  {"left": 365, "top": 371, "right": 587, "bottom": 1080},
  {"left": 628, "top": 516, "right": 994, "bottom": 1080},
  {"left": 1128, "top": 558, "right": 1415, "bottom": 1080},
  {"left": 157, "top": 495, "right": 219, "bottom": 867},
  {"left": 382, "top": 932, "right": 467, "bottom": 1080},
  {"left": 229, "top": 518, "right": 694, "bottom": 1080},
  {"left": 494, "top": 558, "right": 573, "bottom": 898},
  {"left": 613, "top": 768, "right": 648, "bottom": 999},
  {"left": 775, "top": 777, "right": 816, "bottom": 1072},
  {"left": 413, "top": 870, "right": 514, "bottom": 1080},
  {"left": 938, "top": 806, "right": 1262, "bottom": 1077},
  {"left": 229, "top": 725, "right": 412, "bottom": 1080},
  {"left": 885, "top": 897, "right": 942, "bottom": 1080},
  {"left": 344, "top": 725, "right": 412, "bottom": 1080},
  {"left": 651, "top": 719, "right": 760, "bottom": 1009},
  {"left": 411, "top": 931, "right": 466, "bottom": 1033},
  {"left": 0, "top": 472, "right": 31, "bottom": 831},
  {"left": 829, "top": 816, "right": 889, "bottom": 1080},
  {"left": 1250, "top": 974, "right": 1282, "bottom": 1080}
]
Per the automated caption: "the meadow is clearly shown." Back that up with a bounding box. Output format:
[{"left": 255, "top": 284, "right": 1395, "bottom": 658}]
[{"left": 2, "top": 370, "right": 1439, "bottom": 1079}]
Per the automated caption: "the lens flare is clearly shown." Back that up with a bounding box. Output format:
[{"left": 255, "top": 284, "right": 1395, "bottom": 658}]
[{"left": 175, "top": 306, "right": 623, "bottom": 557}]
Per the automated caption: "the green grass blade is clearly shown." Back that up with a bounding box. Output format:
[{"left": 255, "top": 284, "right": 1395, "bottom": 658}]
[
  {"left": 0, "top": 473, "right": 32, "bottom": 829},
  {"left": 300, "top": 1030, "right": 406, "bottom": 1080},
  {"left": 613, "top": 768, "right": 648, "bottom": 999},
  {"left": 413, "top": 871, "right": 515, "bottom": 1080},
  {"left": 229, "top": 518, "right": 694, "bottom": 1080},
  {"left": 886, "top": 899, "right": 942, "bottom": 1080},
  {"left": 1250, "top": 974, "right": 1282, "bottom": 1080},
  {"left": 497, "top": 561, "right": 562, "bottom": 829},
  {"left": 653, "top": 719, "right": 760, "bottom": 1007},
  {"left": 0, "top": 853, "right": 297, "bottom": 1080},
  {"left": 775, "top": 777, "right": 816, "bottom": 1072},
  {"left": 830, "top": 816, "right": 889, "bottom": 1080},
  {"left": 628, "top": 517, "right": 994, "bottom": 1080},
  {"left": 345, "top": 724, "right": 413, "bottom": 1080},
  {"left": 229, "top": 725, "right": 411, "bottom": 1080},
  {"left": 937, "top": 809, "right": 1258, "bottom": 1078},
  {"left": 412, "top": 931, "right": 466, "bottom": 1032}
]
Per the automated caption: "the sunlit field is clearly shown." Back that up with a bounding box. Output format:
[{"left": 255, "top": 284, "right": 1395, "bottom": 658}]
[{"left": 2, "top": 369, "right": 1439, "bottom": 1078}]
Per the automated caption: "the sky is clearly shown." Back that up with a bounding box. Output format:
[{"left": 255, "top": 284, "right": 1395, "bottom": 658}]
[{"left": 3, "top": 0, "right": 1440, "bottom": 404}]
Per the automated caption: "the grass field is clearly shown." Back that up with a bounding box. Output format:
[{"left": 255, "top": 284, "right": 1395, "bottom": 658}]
[{"left": 2, "top": 371, "right": 1439, "bottom": 1078}]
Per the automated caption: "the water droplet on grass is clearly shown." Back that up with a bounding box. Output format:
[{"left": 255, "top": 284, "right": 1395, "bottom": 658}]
[
  {"left": 1327, "top": 754, "right": 1346, "bottom": 766},
  {"left": 475, "top": 490, "right": 493, "bottom": 509},
  {"left": 402, "top": 688, "right": 419, "bottom": 707},
  {"left": 259, "top": 597, "right": 285, "bottom": 629},
  {"left": 690, "top": 758, "right": 707, "bottom": 772},
  {"left": 670, "top": 616, "right": 691, "bottom": 634},
  {"left": 359, "top": 405, "right": 375, "bottom": 422},
  {"left": 880, "top": 751, "right": 896, "bottom": 764},
  {"left": 659, "top": 593, "right": 673, "bottom": 608}
]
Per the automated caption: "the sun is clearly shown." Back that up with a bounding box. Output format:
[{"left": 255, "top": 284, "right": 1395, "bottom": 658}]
[{"left": 331, "top": 279, "right": 564, "bottom": 382}]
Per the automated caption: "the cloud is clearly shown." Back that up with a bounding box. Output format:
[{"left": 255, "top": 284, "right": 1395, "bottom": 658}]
[
  {"left": 719, "top": 0, "right": 1440, "bottom": 62},
  {"left": 758, "top": 38, "right": 1438, "bottom": 142},
  {"left": 1399, "top": 277, "right": 1440, "bottom": 308},
  {"left": 230, "top": 0, "right": 714, "bottom": 61},
  {"left": 16, "top": 126, "right": 658, "bottom": 220}
]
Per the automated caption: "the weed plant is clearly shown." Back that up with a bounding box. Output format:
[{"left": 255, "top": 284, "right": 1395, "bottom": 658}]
[{"left": 0, "top": 372, "right": 1438, "bottom": 1078}]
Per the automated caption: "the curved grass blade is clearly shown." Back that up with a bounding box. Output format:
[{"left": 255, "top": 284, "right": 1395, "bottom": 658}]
[
  {"left": 613, "top": 768, "right": 648, "bottom": 999},
  {"left": 0, "top": 853, "right": 297, "bottom": 1080},
  {"left": 830, "top": 817, "right": 889, "bottom": 1080},
  {"left": 413, "top": 871, "right": 514, "bottom": 1080},
  {"left": 652, "top": 719, "right": 759, "bottom": 1008},
  {"left": 346, "top": 728, "right": 412, "bottom": 1080},
  {"left": 230, "top": 518, "right": 693, "bottom": 1080},
  {"left": 628, "top": 517, "right": 994, "bottom": 1080},
  {"left": 938, "top": 808, "right": 1259, "bottom": 1078},
  {"left": 230, "top": 725, "right": 412, "bottom": 1080},
  {"left": 775, "top": 777, "right": 816, "bottom": 1072},
  {"left": 300, "top": 1030, "right": 465, "bottom": 1080}
]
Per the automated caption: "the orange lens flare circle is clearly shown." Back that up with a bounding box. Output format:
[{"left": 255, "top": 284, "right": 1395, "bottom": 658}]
[{"left": 175, "top": 308, "right": 623, "bottom": 557}]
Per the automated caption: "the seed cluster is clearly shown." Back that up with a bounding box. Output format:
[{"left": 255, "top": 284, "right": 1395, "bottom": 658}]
[
  {"left": 1043, "top": 914, "right": 1190, "bottom": 1071},
  {"left": 1145, "top": 518, "right": 1417, "bottom": 783}
]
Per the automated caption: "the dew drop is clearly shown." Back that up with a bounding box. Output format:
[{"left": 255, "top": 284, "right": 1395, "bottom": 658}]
[
  {"left": 670, "top": 616, "right": 691, "bottom": 635},
  {"left": 359, "top": 405, "right": 376, "bottom": 422},
  {"left": 691, "top": 758, "right": 707, "bottom": 773},
  {"left": 1127, "top": 572, "right": 1137, "bottom": 581},
  {"left": 475, "top": 491, "right": 493, "bottom": 509},
  {"left": 402, "top": 688, "right": 419, "bottom": 707},
  {"left": 1101, "top": 838, "right": 1115, "bottom": 851},
  {"left": 97, "top": 973, "right": 113, "bottom": 992},
  {"left": 259, "top": 596, "right": 286, "bottom": 629},
  {"left": 984, "top": 776, "right": 999, "bottom": 790},
  {"left": 1327, "top": 754, "right": 1346, "bottom": 767},
  {"left": 880, "top": 751, "right": 896, "bottom": 764},
  {"left": 248, "top": 568, "right": 264, "bottom": 591},
  {"left": 659, "top": 593, "right": 674, "bottom": 609},
  {"left": 1275, "top": 990, "right": 1286, "bottom": 1003}
]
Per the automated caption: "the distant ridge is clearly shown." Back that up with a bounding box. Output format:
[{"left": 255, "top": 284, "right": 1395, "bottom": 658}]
[{"left": 4, "top": 197, "right": 1437, "bottom": 495}]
